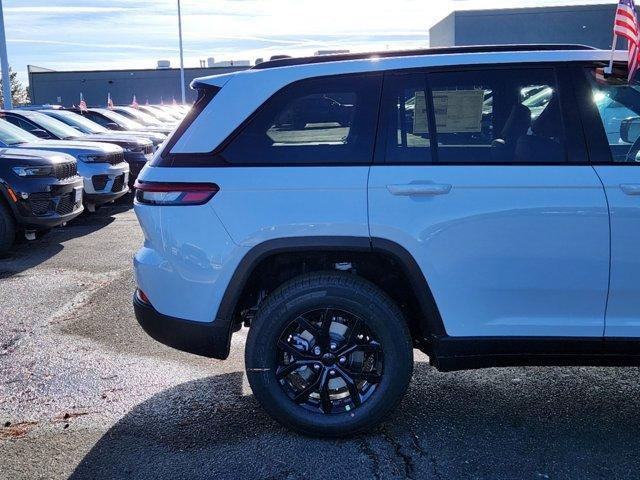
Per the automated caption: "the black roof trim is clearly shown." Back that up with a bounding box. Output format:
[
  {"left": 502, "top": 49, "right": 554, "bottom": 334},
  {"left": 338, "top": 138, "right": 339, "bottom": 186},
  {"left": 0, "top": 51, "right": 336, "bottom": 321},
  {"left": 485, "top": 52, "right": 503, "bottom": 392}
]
[{"left": 252, "top": 44, "right": 597, "bottom": 70}]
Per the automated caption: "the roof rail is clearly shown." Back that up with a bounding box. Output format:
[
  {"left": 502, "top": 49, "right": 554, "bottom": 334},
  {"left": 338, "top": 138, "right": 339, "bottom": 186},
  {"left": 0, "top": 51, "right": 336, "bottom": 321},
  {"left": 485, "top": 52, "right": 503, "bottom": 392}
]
[{"left": 252, "top": 44, "right": 596, "bottom": 70}]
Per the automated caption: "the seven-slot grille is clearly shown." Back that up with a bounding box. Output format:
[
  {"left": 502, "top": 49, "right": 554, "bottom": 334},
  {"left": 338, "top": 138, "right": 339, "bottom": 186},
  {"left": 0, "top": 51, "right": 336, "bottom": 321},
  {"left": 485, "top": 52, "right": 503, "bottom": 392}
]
[
  {"left": 143, "top": 144, "right": 153, "bottom": 155},
  {"left": 106, "top": 151, "right": 125, "bottom": 165},
  {"left": 53, "top": 162, "right": 77, "bottom": 180}
]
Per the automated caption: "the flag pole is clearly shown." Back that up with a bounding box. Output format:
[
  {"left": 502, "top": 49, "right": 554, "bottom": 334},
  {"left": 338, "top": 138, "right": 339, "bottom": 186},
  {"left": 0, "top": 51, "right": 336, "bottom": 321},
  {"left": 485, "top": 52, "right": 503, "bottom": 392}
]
[
  {"left": 177, "top": 0, "right": 186, "bottom": 105},
  {"left": 606, "top": 32, "right": 618, "bottom": 74},
  {"left": 0, "top": 0, "right": 12, "bottom": 109}
]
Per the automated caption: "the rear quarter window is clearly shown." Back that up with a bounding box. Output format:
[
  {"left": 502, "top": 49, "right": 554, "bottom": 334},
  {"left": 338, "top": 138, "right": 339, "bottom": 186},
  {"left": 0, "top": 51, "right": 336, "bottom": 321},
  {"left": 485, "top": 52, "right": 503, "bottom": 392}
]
[{"left": 219, "top": 74, "right": 382, "bottom": 165}]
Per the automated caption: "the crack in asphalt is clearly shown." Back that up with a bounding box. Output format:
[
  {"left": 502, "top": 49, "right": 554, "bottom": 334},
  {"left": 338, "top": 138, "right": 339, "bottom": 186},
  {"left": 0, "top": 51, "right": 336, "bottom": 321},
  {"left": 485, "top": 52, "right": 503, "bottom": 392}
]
[
  {"left": 381, "top": 428, "right": 416, "bottom": 479},
  {"left": 411, "top": 432, "right": 442, "bottom": 480},
  {"left": 358, "top": 438, "right": 382, "bottom": 480}
]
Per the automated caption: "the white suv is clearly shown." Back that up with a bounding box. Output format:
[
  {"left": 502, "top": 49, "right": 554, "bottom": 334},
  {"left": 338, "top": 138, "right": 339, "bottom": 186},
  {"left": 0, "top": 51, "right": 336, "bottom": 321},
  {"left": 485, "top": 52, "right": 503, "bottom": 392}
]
[{"left": 133, "top": 45, "right": 640, "bottom": 436}]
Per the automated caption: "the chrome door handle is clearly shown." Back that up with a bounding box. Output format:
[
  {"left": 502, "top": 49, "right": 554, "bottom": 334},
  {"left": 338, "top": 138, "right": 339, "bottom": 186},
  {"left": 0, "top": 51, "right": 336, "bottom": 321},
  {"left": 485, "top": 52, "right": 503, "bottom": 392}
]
[
  {"left": 387, "top": 183, "right": 452, "bottom": 196},
  {"left": 620, "top": 184, "right": 640, "bottom": 195}
]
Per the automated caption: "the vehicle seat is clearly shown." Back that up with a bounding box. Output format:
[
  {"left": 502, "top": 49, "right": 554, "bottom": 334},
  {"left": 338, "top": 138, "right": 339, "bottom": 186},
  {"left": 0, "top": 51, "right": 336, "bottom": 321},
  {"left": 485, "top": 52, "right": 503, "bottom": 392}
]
[
  {"left": 514, "top": 98, "right": 564, "bottom": 162},
  {"left": 491, "top": 103, "right": 531, "bottom": 162}
]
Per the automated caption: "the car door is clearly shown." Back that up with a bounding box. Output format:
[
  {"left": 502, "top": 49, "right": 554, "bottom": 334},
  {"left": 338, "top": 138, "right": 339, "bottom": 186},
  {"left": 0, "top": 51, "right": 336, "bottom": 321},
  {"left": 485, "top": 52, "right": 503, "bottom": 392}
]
[
  {"left": 576, "top": 65, "right": 640, "bottom": 338},
  {"left": 368, "top": 65, "right": 610, "bottom": 338}
]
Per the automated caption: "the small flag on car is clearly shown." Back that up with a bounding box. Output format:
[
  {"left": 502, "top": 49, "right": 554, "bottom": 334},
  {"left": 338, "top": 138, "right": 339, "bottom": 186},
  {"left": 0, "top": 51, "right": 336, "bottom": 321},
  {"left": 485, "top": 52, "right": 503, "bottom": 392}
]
[
  {"left": 131, "top": 95, "right": 139, "bottom": 109},
  {"left": 79, "top": 93, "right": 87, "bottom": 112},
  {"left": 607, "top": 0, "right": 640, "bottom": 81},
  {"left": 107, "top": 92, "right": 114, "bottom": 110}
]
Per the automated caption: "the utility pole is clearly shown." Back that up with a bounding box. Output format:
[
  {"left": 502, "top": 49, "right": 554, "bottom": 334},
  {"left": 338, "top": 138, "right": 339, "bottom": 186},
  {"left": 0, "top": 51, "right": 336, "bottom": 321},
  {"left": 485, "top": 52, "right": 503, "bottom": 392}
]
[
  {"left": 177, "top": 0, "right": 186, "bottom": 104},
  {"left": 0, "top": 0, "right": 12, "bottom": 109}
]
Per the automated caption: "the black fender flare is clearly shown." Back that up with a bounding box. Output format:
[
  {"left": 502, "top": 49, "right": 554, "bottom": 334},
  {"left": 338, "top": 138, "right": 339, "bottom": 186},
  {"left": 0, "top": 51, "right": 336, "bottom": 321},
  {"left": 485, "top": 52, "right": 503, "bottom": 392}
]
[{"left": 215, "top": 236, "right": 446, "bottom": 352}]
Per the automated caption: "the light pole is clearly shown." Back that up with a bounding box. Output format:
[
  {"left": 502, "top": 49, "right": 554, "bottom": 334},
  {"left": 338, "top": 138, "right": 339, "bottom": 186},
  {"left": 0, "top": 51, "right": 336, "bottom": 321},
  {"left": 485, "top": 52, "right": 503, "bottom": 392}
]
[
  {"left": 0, "top": 0, "right": 12, "bottom": 109},
  {"left": 177, "top": 0, "right": 186, "bottom": 104}
]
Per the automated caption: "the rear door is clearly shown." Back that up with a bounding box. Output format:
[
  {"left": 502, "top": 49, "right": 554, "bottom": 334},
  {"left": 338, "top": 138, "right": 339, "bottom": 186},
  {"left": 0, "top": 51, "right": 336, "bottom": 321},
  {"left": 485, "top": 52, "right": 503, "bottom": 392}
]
[
  {"left": 368, "top": 65, "right": 610, "bottom": 338},
  {"left": 576, "top": 65, "right": 640, "bottom": 338}
]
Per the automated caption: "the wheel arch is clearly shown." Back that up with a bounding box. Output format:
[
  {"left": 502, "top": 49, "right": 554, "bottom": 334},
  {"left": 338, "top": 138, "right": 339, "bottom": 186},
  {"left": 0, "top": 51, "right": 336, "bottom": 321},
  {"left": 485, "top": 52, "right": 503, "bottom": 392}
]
[{"left": 216, "top": 236, "right": 446, "bottom": 347}]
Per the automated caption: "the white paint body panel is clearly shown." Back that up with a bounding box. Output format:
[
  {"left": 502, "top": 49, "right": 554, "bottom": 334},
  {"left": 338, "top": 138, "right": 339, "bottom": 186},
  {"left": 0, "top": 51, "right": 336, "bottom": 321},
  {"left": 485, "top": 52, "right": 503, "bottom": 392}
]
[
  {"left": 594, "top": 166, "right": 640, "bottom": 337},
  {"left": 369, "top": 166, "right": 610, "bottom": 337}
]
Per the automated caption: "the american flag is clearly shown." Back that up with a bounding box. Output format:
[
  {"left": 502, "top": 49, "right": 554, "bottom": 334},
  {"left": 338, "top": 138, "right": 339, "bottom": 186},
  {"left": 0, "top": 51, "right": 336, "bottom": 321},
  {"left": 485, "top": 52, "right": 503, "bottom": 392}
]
[
  {"left": 614, "top": 0, "right": 640, "bottom": 81},
  {"left": 131, "top": 95, "right": 139, "bottom": 109},
  {"left": 79, "top": 93, "right": 87, "bottom": 112},
  {"left": 107, "top": 92, "right": 114, "bottom": 110}
]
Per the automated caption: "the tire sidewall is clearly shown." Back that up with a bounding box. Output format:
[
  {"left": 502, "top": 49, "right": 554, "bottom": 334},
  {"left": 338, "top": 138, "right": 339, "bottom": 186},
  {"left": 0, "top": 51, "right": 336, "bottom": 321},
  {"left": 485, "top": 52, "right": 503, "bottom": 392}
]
[{"left": 246, "top": 275, "right": 413, "bottom": 435}]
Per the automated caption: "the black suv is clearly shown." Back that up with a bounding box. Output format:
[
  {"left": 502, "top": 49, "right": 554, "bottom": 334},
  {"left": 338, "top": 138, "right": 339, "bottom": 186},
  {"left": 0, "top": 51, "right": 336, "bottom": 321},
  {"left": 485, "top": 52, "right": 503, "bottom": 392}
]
[{"left": 0, "top": 148, "right": 83, "bottom": 253}]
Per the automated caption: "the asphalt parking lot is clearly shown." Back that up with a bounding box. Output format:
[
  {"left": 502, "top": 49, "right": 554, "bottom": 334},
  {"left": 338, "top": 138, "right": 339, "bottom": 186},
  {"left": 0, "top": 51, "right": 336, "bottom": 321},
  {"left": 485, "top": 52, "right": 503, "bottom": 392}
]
[{"left": 2, "top": 201, "right": 640, "bottom": 480}]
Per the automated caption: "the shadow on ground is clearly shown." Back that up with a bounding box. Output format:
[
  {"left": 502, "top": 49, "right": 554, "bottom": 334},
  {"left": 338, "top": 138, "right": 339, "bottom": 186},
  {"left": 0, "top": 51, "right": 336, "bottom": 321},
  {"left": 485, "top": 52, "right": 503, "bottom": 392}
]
[{"left": 69, "top": 363, "right": 640, "bottom": 480}]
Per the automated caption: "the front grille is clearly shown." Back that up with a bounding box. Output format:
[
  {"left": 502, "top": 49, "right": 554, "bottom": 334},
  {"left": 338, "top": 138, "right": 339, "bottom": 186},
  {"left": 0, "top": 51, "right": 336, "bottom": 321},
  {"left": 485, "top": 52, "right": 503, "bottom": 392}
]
[
  {"left": 107, "top": 152, "right": 125, "bottom": 165},
  {"left": 143, "top": 144, "right": 154, "bottom": 155},
  {"left": 55, "top": 193, "right": 75, "bottom": 215},
  {"left": 29, "top": 192, "right": 51, "bottom": 215},
  {"left": 111, "top": 174, "right": 125, "bottom": 192},
  {"left": 92, "top": 175, "right": 109, "bottom": 191},
  {"left": 53, "top": 162, "right": 77, "bottom": 180}
]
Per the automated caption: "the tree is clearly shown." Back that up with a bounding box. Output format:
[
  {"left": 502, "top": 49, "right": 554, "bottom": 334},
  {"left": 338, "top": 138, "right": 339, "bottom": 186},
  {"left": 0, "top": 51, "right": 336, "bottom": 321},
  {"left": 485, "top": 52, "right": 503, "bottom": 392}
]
[{"left": 0, "top": 67, "right": 29, "bottom": 107}]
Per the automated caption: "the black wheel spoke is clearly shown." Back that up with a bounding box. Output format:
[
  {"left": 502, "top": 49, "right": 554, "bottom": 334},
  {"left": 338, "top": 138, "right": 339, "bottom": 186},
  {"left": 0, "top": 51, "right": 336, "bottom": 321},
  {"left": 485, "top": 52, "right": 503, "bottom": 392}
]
[
  {"left": 296, "top": 315, "right": 320, "bottom": 337},
  {"left": 337, "top": 340, "right": 382, "bottom": 357},
  {"left": 344, "top": 315, "right": 362, "bottom": 346},
  {"left": 276, "top": 360, "right": 314, "bottom": 380},
  {"left": 340, "top": 366, "right": 382, "bottom": 384},
  {"left": 336, "top": 366, "right": 361, "bottom": 407},
  {"left": 277, "top": 339, "right": 314, "bottom": 360},
  {"left": 293, "top": 370, "right": 323, "bottom": 404},
  {"left": 318, "top": 308, "right": 333, "bottom": 349},
  {"left": 319, "top": 372, "right": 332, "bottom": 413}
]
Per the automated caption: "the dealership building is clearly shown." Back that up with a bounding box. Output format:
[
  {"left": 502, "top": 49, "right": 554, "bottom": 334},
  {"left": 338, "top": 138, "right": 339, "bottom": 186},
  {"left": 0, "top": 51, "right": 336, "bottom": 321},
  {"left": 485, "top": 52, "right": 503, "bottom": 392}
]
[
  {"left": 429, "top": 4, "right": 621, "bottom": 49},
  {"left": 27, "top": 62, "right": 249, "bottom": 107},
  {"left": 29, "top": 4, "right": 627, "bottom": 107}
]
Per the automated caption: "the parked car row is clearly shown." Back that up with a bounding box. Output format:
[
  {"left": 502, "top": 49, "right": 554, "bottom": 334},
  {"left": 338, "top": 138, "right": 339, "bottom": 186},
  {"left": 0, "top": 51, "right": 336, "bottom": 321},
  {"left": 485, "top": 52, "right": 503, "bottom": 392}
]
[{"left": 0, "top": 104, "right": 187, "bottom": 254}]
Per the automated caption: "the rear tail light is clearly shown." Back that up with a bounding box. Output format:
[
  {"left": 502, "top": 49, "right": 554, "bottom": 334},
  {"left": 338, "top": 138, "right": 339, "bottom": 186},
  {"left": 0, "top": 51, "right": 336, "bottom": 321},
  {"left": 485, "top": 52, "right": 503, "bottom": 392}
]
[{"left": 134, "top": 181, "right": 219, "bottom": 206}]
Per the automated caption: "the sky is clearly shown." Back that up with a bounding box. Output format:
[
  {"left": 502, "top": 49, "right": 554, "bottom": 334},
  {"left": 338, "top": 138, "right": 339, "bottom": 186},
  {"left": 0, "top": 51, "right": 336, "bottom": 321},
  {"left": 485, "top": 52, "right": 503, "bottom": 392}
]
[{"left": 3, "top": 0, "right": 614, "bottom": 84}]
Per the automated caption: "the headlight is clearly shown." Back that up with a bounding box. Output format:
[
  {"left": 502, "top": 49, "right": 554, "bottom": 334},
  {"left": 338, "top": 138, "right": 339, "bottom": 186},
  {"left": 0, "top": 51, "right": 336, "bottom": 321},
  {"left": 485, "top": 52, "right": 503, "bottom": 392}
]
[
  {"left": 77, "top": 154, "right": 104, "bottom": 163},
  {"left": 12, "top": 166, "right": 54, "bottom": 177}
]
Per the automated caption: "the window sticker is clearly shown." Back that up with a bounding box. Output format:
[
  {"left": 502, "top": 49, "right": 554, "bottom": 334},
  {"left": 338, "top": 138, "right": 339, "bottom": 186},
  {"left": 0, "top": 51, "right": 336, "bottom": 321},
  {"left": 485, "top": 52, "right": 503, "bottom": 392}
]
[
  {"left": 432, "top": 89, "right": 485, "bottom": 133},
  {"left": 412, "top": 91, "right": 429, "bottom": 134}
]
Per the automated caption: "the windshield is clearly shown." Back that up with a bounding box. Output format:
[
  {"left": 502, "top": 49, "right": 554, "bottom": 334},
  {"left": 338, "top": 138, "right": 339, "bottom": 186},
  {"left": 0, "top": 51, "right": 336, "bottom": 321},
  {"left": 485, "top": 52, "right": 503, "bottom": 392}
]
[
  {"left": 140, "top": 106, "right": 175, "bottom": 122},
  {"left": 22, "top": 111, "right": 83, "bottom": 139},
  {"left": 94, "top": 108, "right": 145, "bottom": 130},
  {"left": 47, "top": 110, "right": 107, "bottom": 134},
  {"left": 0, "top": 118, "right": 39, "bottom": 145},
  {"left": 115, "top": 107, "right": 163, "bottom": 126}
]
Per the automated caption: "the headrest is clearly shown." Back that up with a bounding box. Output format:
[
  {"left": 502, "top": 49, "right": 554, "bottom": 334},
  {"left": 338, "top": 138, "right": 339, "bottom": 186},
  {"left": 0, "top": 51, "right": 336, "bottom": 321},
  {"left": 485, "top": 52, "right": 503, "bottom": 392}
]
[{"left": 532, "top": 97, "right": 561, "bottom": 138}]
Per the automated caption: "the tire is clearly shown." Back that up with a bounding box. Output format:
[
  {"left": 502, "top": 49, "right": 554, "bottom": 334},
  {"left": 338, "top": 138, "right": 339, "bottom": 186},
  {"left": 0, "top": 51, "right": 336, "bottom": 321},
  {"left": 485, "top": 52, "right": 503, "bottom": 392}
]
[
  {"left": 245, "top": 271, "right": 413, "bottom": 437},
  {"left": 0, "top": 201, "right": 16, "bottom": 254}
]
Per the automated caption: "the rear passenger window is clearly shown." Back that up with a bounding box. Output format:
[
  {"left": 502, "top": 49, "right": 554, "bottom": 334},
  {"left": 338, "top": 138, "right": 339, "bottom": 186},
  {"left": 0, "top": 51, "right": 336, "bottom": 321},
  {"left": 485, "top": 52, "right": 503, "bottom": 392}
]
[
  {"left": 221, "top": 74, "right": 382, "bottom": 165},
  {"left": 382, "top": 68, "right": 567, "bottom": 164}
]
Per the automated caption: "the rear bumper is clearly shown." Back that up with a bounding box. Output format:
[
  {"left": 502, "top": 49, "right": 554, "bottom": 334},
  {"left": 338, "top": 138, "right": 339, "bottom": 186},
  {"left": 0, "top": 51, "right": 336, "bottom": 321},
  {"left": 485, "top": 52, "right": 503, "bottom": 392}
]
[{"left": 133, "top": 292, "right": 233, "bottom": 359}]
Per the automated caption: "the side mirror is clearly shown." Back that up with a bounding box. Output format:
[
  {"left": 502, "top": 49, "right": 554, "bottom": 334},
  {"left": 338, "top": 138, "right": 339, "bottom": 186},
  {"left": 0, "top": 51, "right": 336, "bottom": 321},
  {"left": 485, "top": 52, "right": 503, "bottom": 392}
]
[
  {"left": 105, "top": 122, "right": 122, "bottom": 130},
  {"left": 620, "top": 116, "right": 640, "bottom": 144},
  {"left": 31, "top": 128, "right": 51, "bottom": 139}
]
